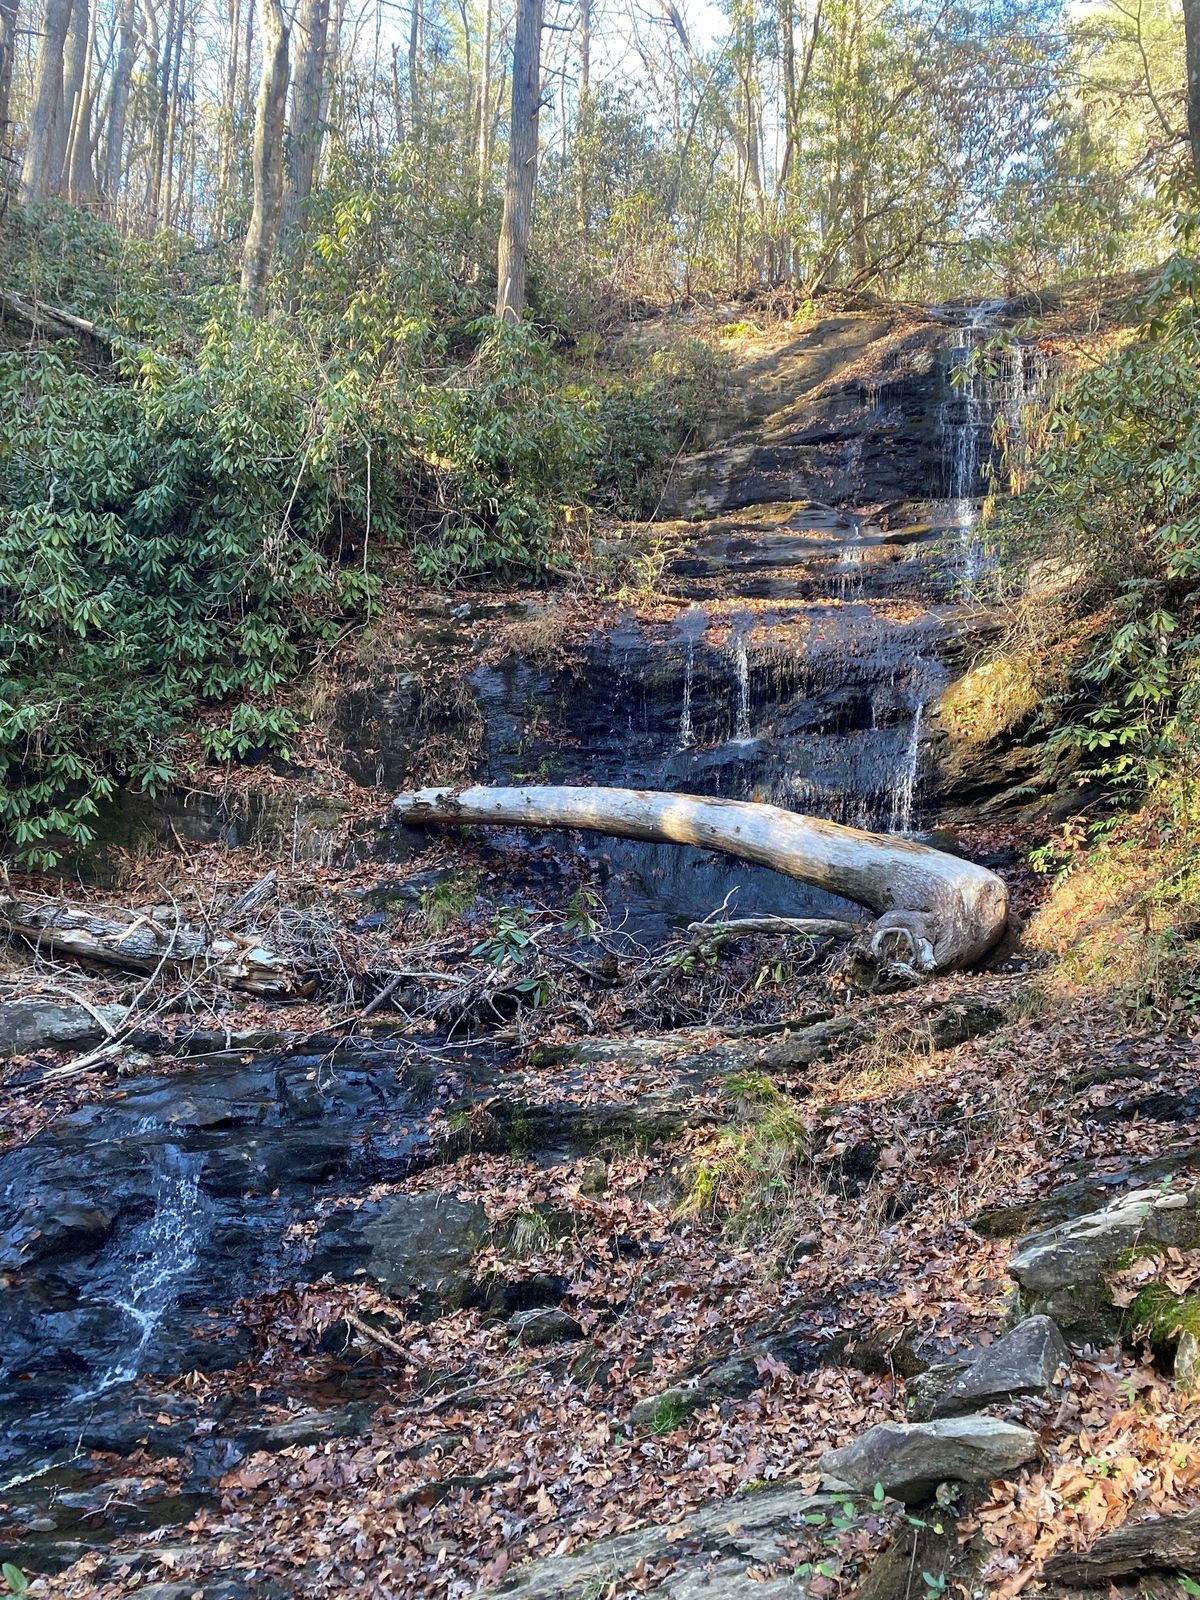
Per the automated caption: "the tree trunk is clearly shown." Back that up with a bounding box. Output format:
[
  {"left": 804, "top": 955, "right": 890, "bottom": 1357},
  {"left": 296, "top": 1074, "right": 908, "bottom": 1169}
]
[
  {"left": 66, "top": 0, "right": 100, "bottom": 201},
  {"left": 147, "top": 0, "right": 175, "bottom": 217},
  {"left": 392, "top": 785, "right": 1010, "bottom": 975},
  {"left": 51, "top": 0, "right": 89, "bottom": 193},
  {"left": 0, "top": 893, "right": 310, "bottom": 998},
  {"left": 20, "top": 0, "right": 72, "bottom": 201},
  {"left": 495, "top": 0, "right": 545, "bottom": 319},
  {"left": 239, "top": 0, "right": 290, "bottom": 315},
  {"left": 161, "top": 0, "right": 188, "bottom": 225},
  {"left": 0, "top": 0, "right": 19, "bottom": 147},
  {"left": 407, "top": 0, "right": 420, "bottom": 135},
  {"left": 1186, "top": 0, "right": 1200, "bottom": 188},
  {"left": 101, "top": 0, "right": 137, "bottom": 204},
  {"left": 281, "top": 0, "right": 331, "bottom": 236}
]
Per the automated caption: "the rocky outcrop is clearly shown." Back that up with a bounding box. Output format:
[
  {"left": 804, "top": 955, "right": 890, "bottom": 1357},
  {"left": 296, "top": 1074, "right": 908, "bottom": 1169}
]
[
  {"left": 311, "top": 1192, "right": 493, "bottom": 1311},
  {"left": 913, "top": 1317, "right": 1069, "bottom": 1420},
  {"left": 818, "top": 1416, "right": 1038, "bottom": 1504},
  {"left": 1009, "top": 1183, "right": 1200, "bottom": 1336},
  {"left": 481, "top": 1482, "right": 850, "bottom": 1599}
]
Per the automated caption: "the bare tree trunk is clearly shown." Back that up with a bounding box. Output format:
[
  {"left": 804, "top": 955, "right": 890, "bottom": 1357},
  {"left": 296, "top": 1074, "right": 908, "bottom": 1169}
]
[
  {"left": 407, "top": 0, "right": 419, "bottom": 134},
  {"left": 147, "top": 0, "right": 176, "bottom": 217},
  {"left": 495, "top": 0, "right": 544, "bottom": 319},
  {"left": 574, "top": 0, "right": 590, "bottom": 230},
  {"left": 0, "top": 0, "right": 19, "bottom": 148},
  {"left": 1186, "top": 0, "right": 1200, "bottom": 188},
  {"left": 66, "top": 0, "right": 101, "bottom": 199},
  {"left": 475, "top": 0, "right": 492, "bottom": 204},
  {"left": 20, "top": 0, "right": 72, "bottom": 201},
  {"left": 51, "top": 0, "right": 88, "bottom": 193},
  {"left": 280, "top": 0, "right": 330, "bottom": 235},
  {"left": 162, "top": 0, "right": 188, "bottom": 225},
  {"left": 392, "top": 785, "right": 1010, "bottom": 974},
  {"left": 239, "top": 0, "right": 290, "bottom": 314},
  {"left": 102, "top": 0, "right": 137, "bottom": 203}
]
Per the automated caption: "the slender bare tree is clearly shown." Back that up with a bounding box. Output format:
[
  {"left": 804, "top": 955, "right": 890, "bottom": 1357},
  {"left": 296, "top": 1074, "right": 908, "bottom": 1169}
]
[
  {"left": 240, "top": 0, "right": 290, "bottom": 312},
  {"left": 0, "top": 0, "right": 19, "bottom": 148},
  {"left": 495, "top": 0, "right": 544, "bottom": 318},
  {"left": 1186, "top": 0, "right": 1200, "bottom": 187}
]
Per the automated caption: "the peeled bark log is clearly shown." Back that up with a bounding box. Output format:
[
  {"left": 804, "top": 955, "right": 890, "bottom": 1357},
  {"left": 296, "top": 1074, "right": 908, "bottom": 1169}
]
[
  {"left": 1043, "top": 1506, "right": 1200, "bottom": 1584},
  {"left": 392, "top": 785, "right": 1009, "bottom": 976},
  {"left": 0, "top": 893, "right": 310, "bottom": 998}
]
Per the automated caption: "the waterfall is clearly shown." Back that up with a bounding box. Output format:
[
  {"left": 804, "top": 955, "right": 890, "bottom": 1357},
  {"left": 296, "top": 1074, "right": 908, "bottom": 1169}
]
[
  {"left": 678, "top": 638, "right": 695, "bottom": 750},
  {"left": 937, "top": 300, "right": 1047, "bottom": 589},
  {"left": 72, "top": 1142, "right": 207, "bottom": 1405},
  {"left": 731, "top": 630, "right": 752, "bottom": 743},
  {"left": 888, "top": 699, "right": 925, "bottom": 834},
  {"left": 836, "top": 543, "right": 866, "bottom": 600}
]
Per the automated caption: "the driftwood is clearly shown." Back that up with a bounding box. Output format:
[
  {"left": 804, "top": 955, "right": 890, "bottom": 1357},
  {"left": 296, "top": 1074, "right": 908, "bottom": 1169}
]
[
  {"left": 1043, "top": 1507, "right": 1200, "bottom": 1584},
  {"left": 0, "top": 891, "right": 310, "bottom": 999},
  {"left": 392, "top": 785, "right": 1009, "bottom": 976}
]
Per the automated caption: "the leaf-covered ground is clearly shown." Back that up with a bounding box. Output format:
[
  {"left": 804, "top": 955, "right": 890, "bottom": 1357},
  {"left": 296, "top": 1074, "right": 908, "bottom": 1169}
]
[{"left": 31, "top": 971, "right": 1200, "bottom": 1600}]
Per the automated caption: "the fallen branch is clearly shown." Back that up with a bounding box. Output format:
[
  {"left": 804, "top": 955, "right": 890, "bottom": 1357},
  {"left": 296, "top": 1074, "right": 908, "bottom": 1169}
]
[
  {"left": 0, "top": 892, "right": 311, "bottom": 999},
  {"left": 1042, "top": 1507, "right": 1200, "bottom": 1584},
  {"left": 392, "top": 785, "right": 1009, "bottom": 976}
]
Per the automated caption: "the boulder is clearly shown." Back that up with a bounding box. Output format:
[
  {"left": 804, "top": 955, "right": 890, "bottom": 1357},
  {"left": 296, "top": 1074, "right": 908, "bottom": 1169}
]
[
  {"left": 506, "top": 1308, "right": 583, "bottom": 1347},
  {"left": 0, "top": 998, "right": 132, "bottom": 1058},
  {"left": 311, "top": 1192, "right": 493, "bottom": 1311},
  {"left": 925, "top": 1317, "right": 1069, "bottom": 1419},
  {"left": 1008, "top": 1183, "right": 1200, "bottom": 1336},
  {"left": 818, "top": 1415, "right": 1038, "bottom": 1504}
]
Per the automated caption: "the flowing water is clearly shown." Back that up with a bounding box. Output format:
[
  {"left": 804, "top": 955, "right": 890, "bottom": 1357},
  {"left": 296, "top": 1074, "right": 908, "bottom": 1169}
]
[{"left": 937, "top": 301, "right": 1048, "bottom": 587}]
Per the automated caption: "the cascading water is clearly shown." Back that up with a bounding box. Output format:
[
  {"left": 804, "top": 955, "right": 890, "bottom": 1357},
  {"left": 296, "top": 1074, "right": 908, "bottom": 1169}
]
[
  {"left": 938, "top": 301, "right": 1049, "bottom": 589},
  {"left": 888, "top": 697, "right": 925, "bottom": 834},
  {"left": 729, "top": 624, "right": 753, "bottom": 744},
  {"left": 72, "top": 1141, "right": 208, "bottom": 1406}
]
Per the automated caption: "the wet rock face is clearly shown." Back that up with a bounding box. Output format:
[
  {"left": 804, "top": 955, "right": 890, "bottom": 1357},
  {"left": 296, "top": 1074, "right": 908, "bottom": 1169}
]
[
  {"left": 1009, "top": 1183, "right": 1200, "bottom": 1337},
  {"left": 818, "top": 1415, "right": 1038, "bottom": 1504},
  {"left": 0, "top": 1052, "right": 445, "bottom": 1473}
]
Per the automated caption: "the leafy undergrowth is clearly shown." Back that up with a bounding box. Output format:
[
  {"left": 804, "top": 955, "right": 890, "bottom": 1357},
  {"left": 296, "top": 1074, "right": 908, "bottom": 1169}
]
[
  {"left": 1028, "top": 781, "right": 1200, "bottom": 1020},
  {"left": 29, "top": 983, "right": 1200, "bottom": 1599}
]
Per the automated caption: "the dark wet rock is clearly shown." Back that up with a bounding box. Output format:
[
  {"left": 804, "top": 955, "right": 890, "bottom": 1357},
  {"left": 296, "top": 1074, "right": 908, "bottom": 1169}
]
[
  {"left": 0, "top": 1468, "right": 215, "bottom": 1574},
  {"left": 506, "top": 1308, "right": 584, "bottom": 1346},
  {"left": 0, "top": 1053, "right": 444, "bottom": 1472},
  {"left": 920, "top": 1317, "right": 1069, "bottom": 1419},
  {"left": 482, "top": 1482, "right": 849, "bottom": 1599},
  {"left": 477, "top": 1271, "right": 570, "bottom": 1321},
  {"left": 819, "top": 1415, "right": 1038, "bottom": 1504},
  {"left": 1009, "top": 1182, "right": 1200, "bottom": 1336},
  {"left": 312, "top": 1192, "right": 493, "bottom": 1310},
  {"left": 230, "top": 1400, "right": 378, "bottom": 1453}
]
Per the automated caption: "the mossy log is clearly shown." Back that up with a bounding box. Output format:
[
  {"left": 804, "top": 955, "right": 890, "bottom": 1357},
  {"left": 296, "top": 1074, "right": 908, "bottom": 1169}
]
[
  {"left": 0, "top": 892, "right": 310, "bottom": 998},
  {"left": 392, "top": 784, "right": 1010, "bottom": 976}
]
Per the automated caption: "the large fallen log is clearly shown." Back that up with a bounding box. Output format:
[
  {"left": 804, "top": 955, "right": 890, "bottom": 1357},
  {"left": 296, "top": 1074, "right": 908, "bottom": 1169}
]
[
  {"left": 392, "top": 785, "right": 1009, "bottom": 976},
  {"left": 0, "top": 892, "right": 310, "bottom": 999}
]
